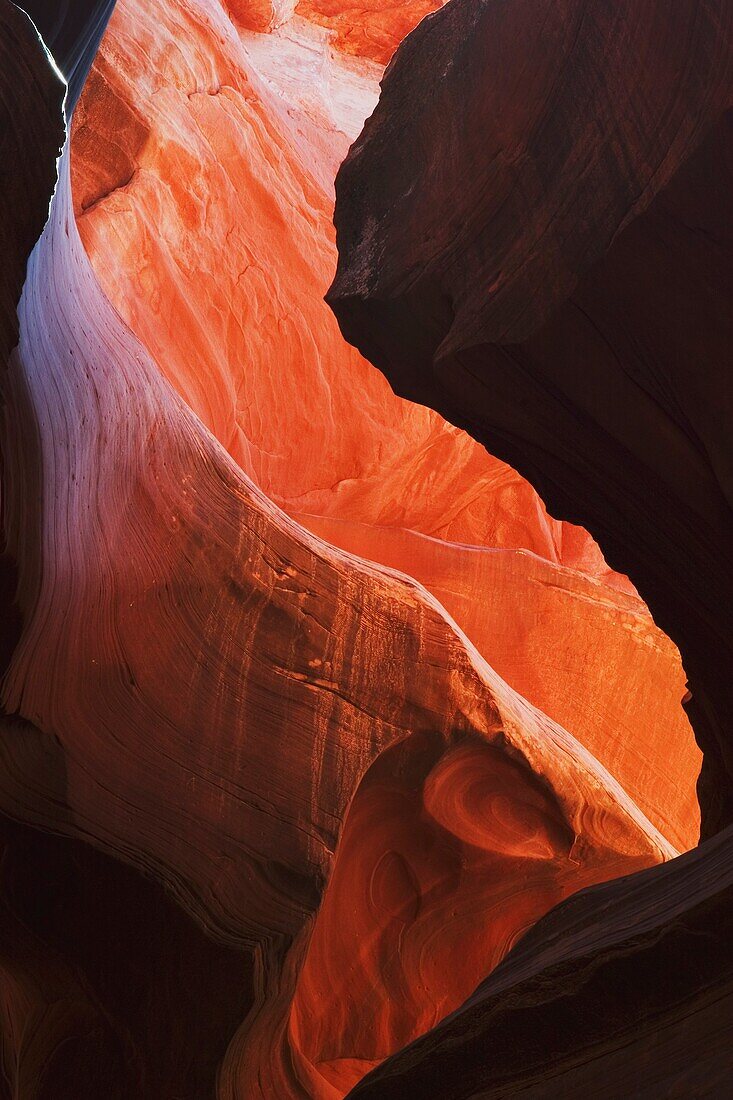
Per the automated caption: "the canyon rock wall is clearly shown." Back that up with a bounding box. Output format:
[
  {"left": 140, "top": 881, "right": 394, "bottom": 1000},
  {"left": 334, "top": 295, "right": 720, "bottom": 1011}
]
[
  {"left": 1, "top": 126, "right": 672, "bottom": 1096},
  {"left": 328, "top": 0, "right": 733, "bottom": 1094},
  {"left": 0, "top": 0, "right": 719, "bottom": 1096},
  {"left": 69, "top": 0, "right": 699, "bottom": 852},
  {"left": 329, "top": 0, "right": 733, "bottom": 838},
  {"left": 349, "top": 823, "right": 733, "bottom": 1099}
]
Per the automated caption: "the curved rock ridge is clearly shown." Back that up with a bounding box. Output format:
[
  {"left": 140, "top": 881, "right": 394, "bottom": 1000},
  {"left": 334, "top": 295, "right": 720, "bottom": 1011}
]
[
  {"left": 225, "top": 724, "right": 670, "bottom": 1097},
  {"left": 325, "top": 0, "right": 733, "bottom": 1093},
  {"left": 225, "top": 1, "right": 294, "bottom": 33},
  {"left": 300, "top": 514, "right": 695, "bottom": 852},
  {"left": 69, "top": 0, "right": 699, "bottom": 850},
  {"left": 3, "top": 100, "right": 671, "bottom": 1100},
  {"left": 329, "top": 0, "right": 733, "bottom": 837},
  {"left": 0, "top": 1, "right": 714, "bottom": 1096},
  {"left": 69, "top": 0, "right": 576, "bottom": 562},
  {"left": 0, "top": 1, "right": 64, "bottom": 734}
]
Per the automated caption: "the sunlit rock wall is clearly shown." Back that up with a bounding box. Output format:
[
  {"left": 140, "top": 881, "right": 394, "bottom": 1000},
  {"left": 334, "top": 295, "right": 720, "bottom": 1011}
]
[
  {"left": 70, "top": 0, "right": 700, "bottom": 852},
  {"left": 0, "top": 0, "right": 711, "bottom": 1096}
]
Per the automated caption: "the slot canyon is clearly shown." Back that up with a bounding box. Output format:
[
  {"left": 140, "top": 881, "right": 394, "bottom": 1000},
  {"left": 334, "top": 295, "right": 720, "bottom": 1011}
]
[{"left": 0, "top": 1, "right": 730, "bottom": 1097}]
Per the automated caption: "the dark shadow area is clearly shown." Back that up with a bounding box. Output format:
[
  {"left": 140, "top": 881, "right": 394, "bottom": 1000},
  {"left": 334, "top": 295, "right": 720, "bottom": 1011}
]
[{"left": 0, "top": 813, "right": 253, "bottom": 1098}]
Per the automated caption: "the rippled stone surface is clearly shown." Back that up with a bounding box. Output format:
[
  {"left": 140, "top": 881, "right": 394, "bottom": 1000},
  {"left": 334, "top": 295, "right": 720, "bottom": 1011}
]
[
  {"left": 70, "top": 0, "right": 699, "bottom": 851},
  {"left": 349, "top": 824, "right": 733, "bottom": 1099},
  {"left": 0, "top": 1, "right": 715, "bottom": 1096},
  {"left": 2, "top": 137, "right": 672, "bottom": 1094}
]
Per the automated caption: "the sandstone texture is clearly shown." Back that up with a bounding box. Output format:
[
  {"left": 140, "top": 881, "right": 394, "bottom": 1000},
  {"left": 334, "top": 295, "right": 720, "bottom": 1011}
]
[
  {"left": 69, "top": 0, "right": 699, "bottom": 852},
  {"left": 0, "top": 131, "right": 672, "bottom": 1094},
  {"left": 0, "top": 0, "right": 719, "bottom": 1096},
  {"left": 349, "top": 823, "right": 733, "bottom": 1099}
]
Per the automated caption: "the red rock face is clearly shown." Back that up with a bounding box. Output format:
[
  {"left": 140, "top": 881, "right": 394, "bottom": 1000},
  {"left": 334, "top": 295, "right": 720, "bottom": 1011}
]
[
  {"left": 70, "top": 0, "right": 699, "bottom": 854},
  {"left": 0, "top": 0, "right": 711, "bottom": 1097},
  {"left": 2, "top": 144, "right": 672, "bottom": 1097},
  {"left": 285, "top": 738, "right": 636, "bottom": 1094},
  {"left": 226, "top": 1, "right": 289, "bottom": 33}
]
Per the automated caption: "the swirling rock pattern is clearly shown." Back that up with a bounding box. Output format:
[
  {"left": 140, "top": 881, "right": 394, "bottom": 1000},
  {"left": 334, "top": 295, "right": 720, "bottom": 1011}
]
[
  {"left": 0, "top": 0, "right": 715, "bottom": 1096},
  {"left": 69, "top": 0, "right": 699, "bottom": 851},
  {"left": 295, "top": 0, "right": 444, "bottom": 64},
  {"left": 1, "top": 133, "right": 672, "bottom": 1095},
  {"left": 349, "top": 823, "right": 733, "bottom": 1099}
]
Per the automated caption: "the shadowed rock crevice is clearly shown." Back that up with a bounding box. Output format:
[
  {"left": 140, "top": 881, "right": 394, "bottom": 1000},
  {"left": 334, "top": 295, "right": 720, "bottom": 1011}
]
[
  {"left": 18, "top": 1, "right": 117, "bottom": 109},
  {"left": 0, "top": 1, "right": 65, "bottom": 721},
  {"left": 329, "top": 0, "right": 733, "bottom": 839}
]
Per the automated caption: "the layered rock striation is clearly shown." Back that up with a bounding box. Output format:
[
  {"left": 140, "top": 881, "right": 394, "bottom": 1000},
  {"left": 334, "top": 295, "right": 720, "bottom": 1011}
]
[
  {"left": 69, "top": 0, "right": 699, "bottom": 852},
  {"left": 349, "top": 823, "right": 733, "bottom": 1099},
  {"left": 0, "top": 0, "right": 719, "bottom": 1096},
  {"left": 1, "top": 126, "right": 673, "bottom": 1094}
]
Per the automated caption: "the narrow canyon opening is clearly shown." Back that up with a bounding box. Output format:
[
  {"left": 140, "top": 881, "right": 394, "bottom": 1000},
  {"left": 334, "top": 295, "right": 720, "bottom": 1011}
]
[
  {"left": 0, "top": 2, "right": 721, "bottom": 1098},
  {"left": 68, "top": 0, "right": 702, "bottom": 857}
]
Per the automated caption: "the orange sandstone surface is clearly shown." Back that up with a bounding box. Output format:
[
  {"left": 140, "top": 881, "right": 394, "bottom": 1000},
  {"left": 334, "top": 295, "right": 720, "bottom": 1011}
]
[
  {"left": 4, "top": 146, "right": 674, "bottom": 1098},
  {"left": 295, "top": 0, "right": 445, "bottom": 64},
  {"left": 70, "top": 0, "right": 699, "bottom": 853},
  {"left": 0, "top": 0, "right": 679, "bottom": 1094}
]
